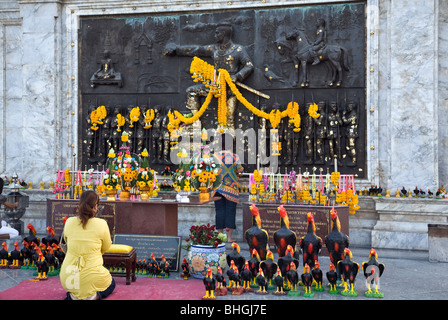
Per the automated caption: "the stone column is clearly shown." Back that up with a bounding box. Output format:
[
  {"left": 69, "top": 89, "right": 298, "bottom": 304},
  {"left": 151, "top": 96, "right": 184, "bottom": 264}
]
[
  {"left": 381, "top": 0, "right": 439, "bottom": 189},
  {"left": 17, "top": 0, "right": 63, "bottom": 182}
]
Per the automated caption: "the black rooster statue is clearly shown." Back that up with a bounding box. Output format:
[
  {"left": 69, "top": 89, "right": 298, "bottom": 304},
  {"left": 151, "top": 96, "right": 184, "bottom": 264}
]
[
  {"left": 301, "top": 263, "right": 314, "bottom": 297},
  {"left": 298, "top": 212, "right": 322, "bottom": 274},
  {"left": 277, "top": 244, "right": 299, "bottom": 290},
  {"left": 215, "top": 266, "right": 228, "bottom": 296},
  {"left": 324, "top": 207, "right": 349, "bottom": 280},
  {"left": 286, "top": 261, "right": 300, "bottom": 297},
  {"left": 326, "top": 262, "right": 339, "bottom": 294},
  {"left": 226, "top": 242, "right": 245, "bottom": 273},
  {"left": 255, "top": 267, "right": 268, "bottom": 295},
  {"left": 260, "top": 250, "right": 278, "bottom": 290},
  {"left": 202, "top": 267, "right": 216, "bottom": 300},
  {"left": 245, "top": 204, "right": 269, "bottom": 260},
  {"left": 273, "top": 268, "right": 286, "bottom": 295},
  {"left": 337, "top": 248, "right": 359, "bottom": 297},
  {"left": 362, "top": 248, "right": 385, "bottom": 298},
  {"left": 274, "top": 205, "right": 297, "bottom": 257},
  {"left": 248, "top": 248, "right": 260, "bottom": 288}
]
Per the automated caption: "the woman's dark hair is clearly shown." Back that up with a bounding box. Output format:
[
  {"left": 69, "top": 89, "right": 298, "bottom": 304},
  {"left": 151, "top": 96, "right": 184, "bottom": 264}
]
[{"left": 77, "top": 190, "right": 99, "bottom": 229}]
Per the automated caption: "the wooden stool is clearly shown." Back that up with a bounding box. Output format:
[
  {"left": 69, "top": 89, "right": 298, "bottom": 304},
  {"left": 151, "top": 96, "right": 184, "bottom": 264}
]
[{"left": 103, "top": 248, "right": 137, "bottom": 285}]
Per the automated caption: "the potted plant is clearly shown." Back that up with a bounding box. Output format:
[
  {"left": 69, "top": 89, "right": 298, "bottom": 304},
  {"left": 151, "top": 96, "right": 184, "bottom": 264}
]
[{"left": 184, "top": 223, "right": 227, "bottom": 279}]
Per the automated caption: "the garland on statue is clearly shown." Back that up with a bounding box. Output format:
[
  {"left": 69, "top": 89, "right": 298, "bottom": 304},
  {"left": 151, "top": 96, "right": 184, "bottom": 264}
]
[{"left": 167, "top": 57, "right": 302, "bottom": 133}]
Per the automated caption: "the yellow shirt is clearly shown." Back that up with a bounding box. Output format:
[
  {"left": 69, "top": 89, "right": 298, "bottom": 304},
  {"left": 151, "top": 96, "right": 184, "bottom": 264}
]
[{"left": 59, "top": 217, "right": 112, "bottom": 299}]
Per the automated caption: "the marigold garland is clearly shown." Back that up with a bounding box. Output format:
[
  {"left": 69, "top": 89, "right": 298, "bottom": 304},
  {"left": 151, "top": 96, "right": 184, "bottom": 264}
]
[
  {"left": 116, "top": 113, "right": 126, "bottom": 132},
  {"left": 308, "top": 102, "right": 320, "bottom": 119},
  {"left": 129, "top": 106, "right": 141, "bottom": 128},
  {"left": 143, "top": 109, "right": 155, "bottom": 129},
  {"left": 168, "top": 57, "right": 302, "bottom": 133}
]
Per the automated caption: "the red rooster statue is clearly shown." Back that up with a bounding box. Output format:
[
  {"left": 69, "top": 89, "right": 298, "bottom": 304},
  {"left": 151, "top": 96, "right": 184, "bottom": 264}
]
[
  {"left": 274, "top": 205, "right": 297, "bottom": 257},
  {"left": 324, "top": 207, "right": 349, "bottom": 280},
  {"left": 326, "top": 262, "right": 339, "bottom": 294},
  {"left": 298, "top": 212, "right": 322, "bottom": 273},
  {"left": 286, "top": 261, "right": 300, "bottom": 296},
  {"left": 301, "top": 263, "right": 314, "bottom": 297},
  {"left": 245, "top": 204, "right": 269, "bottom": 260},
  {"left": 362, "top": 248, "right": 385, "bottom": 298},
  {"left": 337, "top": 248, "right": 359, "bottom": 297}
]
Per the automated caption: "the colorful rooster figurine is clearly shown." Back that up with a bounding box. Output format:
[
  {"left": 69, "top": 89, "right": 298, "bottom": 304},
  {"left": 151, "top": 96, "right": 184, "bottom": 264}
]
[
  {"left": 245, "top": 204, "right": 269, "bottom": 261},
  {"left": 260, "top": 250, "right": 278, "bottom": 290},
  {"left": 24, "top": 223, "right": 39, "bottom": 247},
  {"left": 277, "top": 244, "right": 299, "bottom": 290},
  {"left": 298, "top": 212, "right": 322, "bottom": 273},
  {"left": 324, "top": 207, "right": 349, "bottom": 280},
  {"left": 274, "top": 205, "right": 297, "bottom": 257},
  {"left": 202, "top": 267, "right": 216, "bottom": 300},
  {"left": 226, "top": 242, "right": 245, "bottom": 273},
  {"left": 337, "top": 248, "right": 359, "bottom": 297},
  {"left": 362, "top": 248, "right": 385, "bottom": 298},
  {"left": 248, "top": 248, "right": 260, "bottom": 287},
  {"left": 326, "top": 262, "right": 339, "bottom": 294},
  {"left": 255, "top": 267, "right": 268, "bottom": 295}
]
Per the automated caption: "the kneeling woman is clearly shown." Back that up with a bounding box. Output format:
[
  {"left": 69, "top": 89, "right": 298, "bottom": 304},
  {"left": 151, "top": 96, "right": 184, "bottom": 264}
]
[{"left": 60, "top": 190, "right": 115, "bottom": 300}]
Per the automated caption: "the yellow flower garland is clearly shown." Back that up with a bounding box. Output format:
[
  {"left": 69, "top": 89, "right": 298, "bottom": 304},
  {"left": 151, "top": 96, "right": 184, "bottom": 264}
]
[
  {"left": 170, "top": 57, "right": 303, "bottom": 132},
  {"left": 143, "top": 109, "right": 155, "bottom": 129},
  {"left": 116, "top": 113, "right": 125, "bottom": 132},
  {"left": 308, "top": 102, "right": 320, "bottom": 119},
  {"left": 129, "top": 106, "right": 141, "bottom": 128}
]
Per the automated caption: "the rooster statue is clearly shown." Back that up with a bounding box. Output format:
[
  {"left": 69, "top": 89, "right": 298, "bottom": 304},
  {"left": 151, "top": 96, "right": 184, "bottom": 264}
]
[
  {"left": 202, "top": 267, "right": 216, "bottom": 300},
  {"left": 324, "top": 207, "right": 349, "bottom": 280},
  {"left": 311, "top": 260, "right": 324, "bottom": 292},
  {"left": 326, "top": 262, "right": 339, "bottom": 294},
  {"left": 9, "top": 242, "right": 22, "bottom": 268},
  {"left": 245, "top": 204, "right": 269, "bottom": 260},
  {"left": 24, "top": 223, "right": 40, "bottom": 247},
  {"left": 34, "top": 251, "right": 49, "bottom": 280},
  {"left": 301, "top": 263, "right": 314, "bottom": 297},
  {"left": 337, "top": 248, "right": 359, "bottom": 297},
  {"left": 362, "top": 248, "right": 385, "bottom": 298},
  {"left": 298, "top": 212, "right": 322, "bottom": 274},
  {"left": 20, "top": 240, "right": 31, "bottom": 269},
  {"left": 248, "top": 248, "right": 260, "bottom": 288},
  {"left": 255, "top": 267, "right": 268, "bottom": 295},
  {"left": 215, "top": 266, "right": 228, "bottom": 296},
  {"left": 241, "top": 261, "right": 253, "bottom": 292},
  {"left": 286, "top": 261, "right": 300, "bottom": 296},
  {"left": 277, "top": 244, "right": 299, "bottom": 290},
  {"left": 226, "top": 242, "right": 245, "bottom": 273},
  {"left": 0, "top": 242, "right": 8, "bottom": 267},
  {"left": 260, "top": 250, "right": 278, "bottom": 290},
  {"left": 274, "top": 205, "right": 297, "bottom": 257},
  {"left": 42, "top": 227, "right": 58, "bottom": 248},
  {"left": 273, "top": 268, "right": 286, "bottom": 295},
  {"left": 180, "top": 258, "right": 190, "bottom": 280}
]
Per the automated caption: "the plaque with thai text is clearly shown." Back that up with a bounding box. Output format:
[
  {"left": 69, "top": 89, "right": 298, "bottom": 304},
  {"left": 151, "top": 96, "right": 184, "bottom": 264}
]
[
  {"left": 46, "top": 199, "right": 116, "bottom": 237},
  {"left": 113, "top": 234, "right": 181, "bottom": 272}
]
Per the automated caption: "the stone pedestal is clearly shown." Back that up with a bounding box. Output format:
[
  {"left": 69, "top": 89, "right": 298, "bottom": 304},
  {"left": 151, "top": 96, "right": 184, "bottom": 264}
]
[
  {"left": 428, "top": 224, "right": 448, "bottom": 262},
  {"left": 371, "top": 198, "right": 448, "bottom": 251}
]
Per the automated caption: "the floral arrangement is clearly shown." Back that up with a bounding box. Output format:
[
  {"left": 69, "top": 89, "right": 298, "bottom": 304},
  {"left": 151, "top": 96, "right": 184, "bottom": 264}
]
[
  {"left": 104, "top": 149, "right": 120, "bottom": 191},
  {"left": 172, "top": 151, "right": 194, "bottom": 192},
  {"left": 184, "top": 223, "right": 227, "bottom": 249},
  {"left": 136, "top": 148, "right": 154, "bottom": 190},
  {"left": 190, "top": 145, "right": 221, "bottom": 194},
  {"left": 112, "top": 132, "right": 139, "bottom": 190},
  {"left": 129, "top": 106, "right": 141, "bottom": 128},
  {"left": 90, "top": 105, "right": 107, "bottom": 131}
]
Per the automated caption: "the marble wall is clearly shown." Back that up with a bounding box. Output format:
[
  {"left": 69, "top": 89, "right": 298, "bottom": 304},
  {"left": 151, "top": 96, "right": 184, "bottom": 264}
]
[{"left": 0, "top": 0, "right": 447, "bottom": 252}]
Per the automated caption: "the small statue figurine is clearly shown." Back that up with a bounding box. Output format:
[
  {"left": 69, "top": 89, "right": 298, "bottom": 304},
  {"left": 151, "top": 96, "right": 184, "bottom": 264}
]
[
  {"left": 202, "top": 267, "right": 216, "bottom": 300},
  {"left": 337, "top": 248, "right": 359, "bottom": 297},
  {"left": 215, "top": 266, "right": 228, "bottom": 296},
  {"left": 180, "top": 258, "right": 190, "bottom": 280},
  {"left": 326, "top": 262, "right": 339, "bottom": 294},
  {"left": 301, "top": 263, "right": 314, "bottom": 297},
  {"left": 273, "top": 268, "right": 287, "bottom": 295},
  {"left": 362, "top": 248, "right": 385, "bottom": 298}
]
